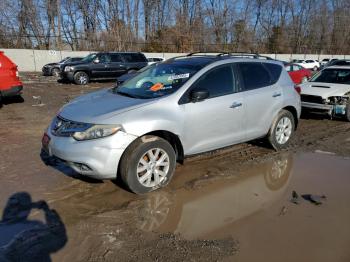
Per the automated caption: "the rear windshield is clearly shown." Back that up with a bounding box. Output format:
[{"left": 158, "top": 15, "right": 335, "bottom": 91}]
[
  {"left": 115, "top": 62, "right": 204, "bottom": 99},
  {"left": 310, "top": 68, "right": 350, "bottom": 84}
]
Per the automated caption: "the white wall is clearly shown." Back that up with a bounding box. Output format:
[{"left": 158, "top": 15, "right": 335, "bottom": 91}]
[{"left": 1, "top": 48, "right": 350, "bottom": 72}]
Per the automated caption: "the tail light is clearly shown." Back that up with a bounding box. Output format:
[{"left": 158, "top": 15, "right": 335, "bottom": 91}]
[{"left": 294, "top": 85, "right": 301, "bottom": 94}]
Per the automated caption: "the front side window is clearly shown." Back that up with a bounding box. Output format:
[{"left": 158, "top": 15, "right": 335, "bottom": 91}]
[
  {"left": 99, "top": 54, "right": 111, "bottom": 63},
  {"left": 115, "top": 62, "right": 204, "bottom": 99},
  {"left": 310, "top": 68, "right": 350, "bottom": 84},
  {"left": 191, "top": 65, "right": 234, "bottom": 98},
  {"left": 239, "top": 63, "right": 271, "bottom": 90}
]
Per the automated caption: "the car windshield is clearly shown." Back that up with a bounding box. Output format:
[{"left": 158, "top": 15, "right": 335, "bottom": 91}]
[
  {"left": 310, "top": 68, "right": 350, "bottom": 84},
  {"left": 115, "top": 62, "right": 204, "bottom": 99},
  {"left": 81, "top": 53, "right": 97, "bottom": 63},
  {"left": 59, "top": 57, "right": 69, "bottom": 63}
]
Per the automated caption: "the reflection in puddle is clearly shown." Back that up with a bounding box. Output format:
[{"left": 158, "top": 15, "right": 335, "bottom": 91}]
[{"left": 135, "top": 153, "right": 293, "bottom": 238}]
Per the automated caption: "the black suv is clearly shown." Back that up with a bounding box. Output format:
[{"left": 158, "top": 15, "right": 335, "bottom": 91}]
[{"left": 61, "top": 52, "right": 148, "bottom": 85}]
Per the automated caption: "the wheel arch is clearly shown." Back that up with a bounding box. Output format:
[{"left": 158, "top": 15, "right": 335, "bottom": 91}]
[
  {"left": 282, "top": 106, "right": 298, "bottom": 129},
  {"left": 142, "top": 130, "right": 184, "bottom": 163}
]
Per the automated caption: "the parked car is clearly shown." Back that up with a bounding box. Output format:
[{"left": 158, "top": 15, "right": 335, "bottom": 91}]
[
  {"left": 42, "top": 57, "right": 83, "bottom": 76},
  {"left": 323, "top": 59, "right": 350, "bottom": 69},
  {"left": 147, "top": 57, "right": 165, "bottom": 65},
  {"left": 295, "top": 59, "right": 320, "bottom": 71},
  {"left": 300, "top": 66, "right": 350, "bottom": 121},
  {"left": 0, "top": 51, "right": 23, "bottom": 103},
  {"left": 61, "top": 52, "right": 148, "bottom": 85},
  {"left": 285, "top": 63, "right": 312, "bottom": 84},
  {"left": 320, "top": 58, "right": 330, "bottom": 66},
  {"left": 42, "top": 53, "right": 301, "bottom": 194}
]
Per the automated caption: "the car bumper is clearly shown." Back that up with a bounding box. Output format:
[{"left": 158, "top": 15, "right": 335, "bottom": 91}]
[
  {"left": 1, "top": 85, "right": 23, "bottom": 97},
  {"left": 42, "top": 67, "right": 52, "bottom": 76},
  {"left": 301, "top": 102, "right": 333, "bottom": 110},
  {"left": 60, "top": 71, "right": 75, "bottom": 81},
  {"left": 43, "top": 128, "right": 138, "bottom": 179}
]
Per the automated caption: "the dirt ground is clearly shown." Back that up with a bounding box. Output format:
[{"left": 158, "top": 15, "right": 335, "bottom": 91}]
[{"left": 0, "top": 73, "right": 350, "bottom": 262}]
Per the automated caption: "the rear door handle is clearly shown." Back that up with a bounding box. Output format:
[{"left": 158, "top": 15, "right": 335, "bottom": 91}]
[
  {"left": 230, "top": 102, "right": 242, "bottom": 108},
  {"left": 273, "top": 92, "right": 281, "bottom": 97}
]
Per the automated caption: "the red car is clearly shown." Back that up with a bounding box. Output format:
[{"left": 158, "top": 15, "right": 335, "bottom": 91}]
[
  {"left": 0, "top": 51, "right": 23, "bottom": 102},
  {"left": 285, "top": 63, "right": 312, "bottom": 84}
]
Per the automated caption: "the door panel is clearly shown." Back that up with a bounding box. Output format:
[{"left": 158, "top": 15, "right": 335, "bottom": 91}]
[
  {"left": 181, "top": 93, "right": 245, "bottom": 155},
  {"left": 243, "top": 84, "right": 282, "bottom": 140}
]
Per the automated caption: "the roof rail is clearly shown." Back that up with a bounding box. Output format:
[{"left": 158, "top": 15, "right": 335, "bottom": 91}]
[{"left": 187, "top": 51, "right": 273, "bottom": 60}]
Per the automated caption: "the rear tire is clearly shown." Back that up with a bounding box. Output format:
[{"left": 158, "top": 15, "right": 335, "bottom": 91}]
[
  {"left": 268, "top": 110, "right": 295, "bottom": 151},
  {"left": 120, "top": 136, "right": 176, "bottom": 194},
  {"left": 73, "top": 71, "right": 89, "bottom": 85},
  {"left": 313, "top": 66, "right": 318, "bottom": 71}
]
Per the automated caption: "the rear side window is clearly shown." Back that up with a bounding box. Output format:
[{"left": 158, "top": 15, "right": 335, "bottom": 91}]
[
  {"left": 110, "top": 54, "right": 122, "bottom": 62},
  {"left": 122, "top": 53, "right": 147, "bottom": 62},
  {"left": 238, "top": 63, "right": 271, "bottom": 90},
  {"left": 264, "top": 63, "right": 282, "bottom": 84},
  {"left": 192, "top": 65, "right": 234, "bottom": 98}
]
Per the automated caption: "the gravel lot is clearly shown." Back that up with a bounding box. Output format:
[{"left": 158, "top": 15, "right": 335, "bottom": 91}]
[{"left": 0, "top": 73, "right": 350, "bottom": 261}]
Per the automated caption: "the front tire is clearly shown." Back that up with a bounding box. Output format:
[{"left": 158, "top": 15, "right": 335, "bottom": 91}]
[
  {"left": 73, "top": 71, "right": 89, "bottom": 85},
  {"left": 120, "top": 136, "right": 176, "bottom": 194},
  {"left": 52, "top": 68, "right": 60, "bottom": 77},
  {"left": 268, "top": 110, "right": 295, "bottom": 150},
  {"left": 313, "top": 66, "right": 318, "bottom": 71}
]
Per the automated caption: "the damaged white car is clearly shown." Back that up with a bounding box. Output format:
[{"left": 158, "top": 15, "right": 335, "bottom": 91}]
[{"left": 300, "top": 66, "right": 350, "bottom": 121}]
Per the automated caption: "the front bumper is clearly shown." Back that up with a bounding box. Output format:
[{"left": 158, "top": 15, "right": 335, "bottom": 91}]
[
  {"left": 60, "top": 71, "right": 75, "bottom": 81},
  {"left": 301, "top": 102, "right": 333, "bottom": 111},
  {"left": 43, "top": 128, "right": 138, "bottom": 179},
  {"left": 42, "top": 67, "right": 52, "bottom": 76},
  {"left": 1, "top": 85, "right": 23, "bottom": 97}
]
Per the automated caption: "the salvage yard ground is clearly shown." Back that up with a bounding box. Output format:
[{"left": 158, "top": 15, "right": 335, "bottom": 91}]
[{"left": 0, "top": 73, "right": 350, "bottom": 261}]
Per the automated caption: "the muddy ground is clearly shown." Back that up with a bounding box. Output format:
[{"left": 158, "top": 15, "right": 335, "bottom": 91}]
[{"left": 0, "top": 73, "right": 350, "bottom": 261}]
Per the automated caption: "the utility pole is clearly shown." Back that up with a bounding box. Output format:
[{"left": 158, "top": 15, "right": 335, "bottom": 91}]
[{"left": 57, "top": 0, "right": 62, "bottom": 51}]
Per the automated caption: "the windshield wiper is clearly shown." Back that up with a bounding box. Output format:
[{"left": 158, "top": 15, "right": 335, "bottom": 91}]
[{"left": 116, "top": 90, "right": 141, "bottom": 99}]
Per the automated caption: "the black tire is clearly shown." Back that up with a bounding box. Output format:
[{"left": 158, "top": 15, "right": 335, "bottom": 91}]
[
  {"left": 313, "top": 66, "right": 318, "bottom": 71},
  {"left": 268, "top": 110, "right": 295, "bottom": 151},
  {"left": 51, "top": 68, "right": 60, "bottom": 77},
  {"left": 120, "top": 135, "right": 176, "bottom": 194},
  {"left": 73, "top": 71, "right": 89, "bottom": 85}
]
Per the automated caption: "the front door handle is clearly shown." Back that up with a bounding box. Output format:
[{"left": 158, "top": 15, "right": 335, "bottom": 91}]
[
  {"left": 230, "top": 102, "right": 242, "bottom": 108},
  {"left": 273, "top": 92, "right": 281, "bottom": 97}
]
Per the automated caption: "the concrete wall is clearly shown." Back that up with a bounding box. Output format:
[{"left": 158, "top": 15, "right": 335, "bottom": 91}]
[{"left": 1, "top": 48, "right": 350, "bottom": 72}]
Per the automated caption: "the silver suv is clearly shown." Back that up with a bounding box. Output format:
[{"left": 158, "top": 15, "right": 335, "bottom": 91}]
[{"left": 42, "top": 53, "right": 301, "bottom": 194}]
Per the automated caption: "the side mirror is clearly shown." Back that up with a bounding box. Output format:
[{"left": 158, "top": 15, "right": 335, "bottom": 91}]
[
  {"left": 190, "top": 89, "right": 209, "bottom": 102},
  {"left": 93, "top": 58, "right": 100, "bottom": 64}
]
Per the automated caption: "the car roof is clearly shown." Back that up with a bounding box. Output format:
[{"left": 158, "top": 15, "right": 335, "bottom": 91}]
[{"left": 325, "top": 65, "right": 350, "bottom": 70}]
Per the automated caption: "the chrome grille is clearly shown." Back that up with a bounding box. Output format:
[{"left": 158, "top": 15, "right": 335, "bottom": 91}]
[{"left": 51, "top": 116, "right": 92, "bottom": 137}]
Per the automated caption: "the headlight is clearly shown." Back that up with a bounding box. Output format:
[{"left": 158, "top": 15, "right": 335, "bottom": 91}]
[
  {"left": 73, "top": 125, "right": 122, "bottom": 141},
  {"left": 64, "top": 66, "right": 73, "bottom": 72}
]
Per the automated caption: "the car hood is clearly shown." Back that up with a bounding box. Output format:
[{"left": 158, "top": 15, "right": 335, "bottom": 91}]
[
  {"left": 59, "top": 88, "right": 156, "bottom": 123},
  {"left": 44, "top": 63, "right": 58, "bottom": 67},
  {"left": 300, "top": 82, "right": 350, "bottom": 98}
]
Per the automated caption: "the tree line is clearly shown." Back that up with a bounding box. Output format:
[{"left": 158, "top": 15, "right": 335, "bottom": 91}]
[{"left": 0, "top": 0, "right": 349, "bottom": 54}]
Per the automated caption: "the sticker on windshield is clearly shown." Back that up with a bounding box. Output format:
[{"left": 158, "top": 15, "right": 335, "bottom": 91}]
[
  {"left": 168, "top": 73, "right": 190, "bottom": 81},
  {"left": 150, "top": 83, "right": 164, "bottom": 91}
]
